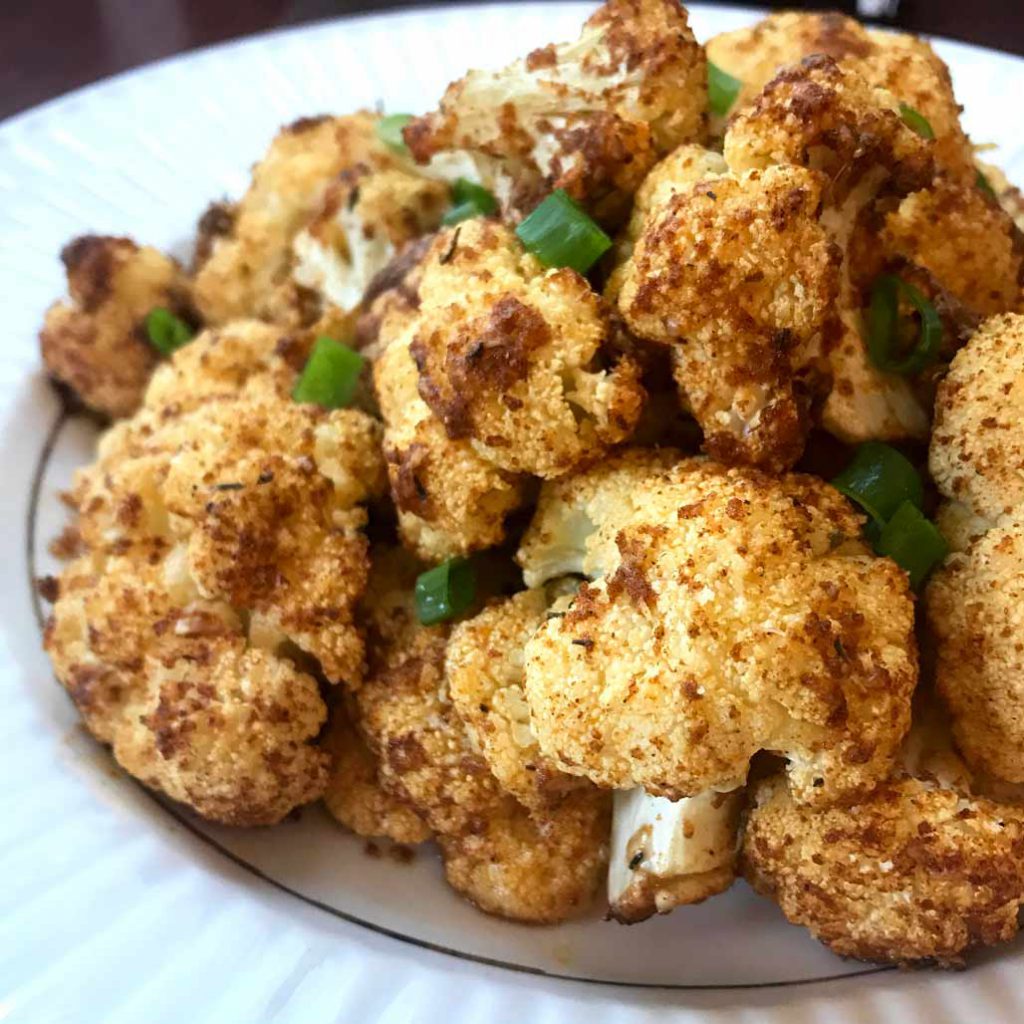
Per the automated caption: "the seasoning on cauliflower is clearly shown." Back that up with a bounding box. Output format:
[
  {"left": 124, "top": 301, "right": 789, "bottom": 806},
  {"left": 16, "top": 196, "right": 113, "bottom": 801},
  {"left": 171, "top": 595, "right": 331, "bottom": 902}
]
[
  {"left": 926, "top": 313, "right": 1024, "bottom": 783},
  {"left": 616, "top": 162, "right": 839, "bottom": 471},
  {"left": 193, "top": 114, "right": 387, "bottom": 326},
  {"left": 410, "top": 220, "right": 645, "bottom": 478},
  {"left": 446, "top": 588, "right": 591, "bottom": 812},
  {"left": 707, "top": 13, "right": 974, "bottom": 182},
  {"left": 322, "top": 704, "right": 432, "bottom": 844},
  {"left": 40, "top": 235, "right": 193, "bottom": 419},
  {"left": 742, "top": 709, "right": 1024, "bottom": 966},
  {"left": 404, "top": 0, "right": 707, "bottom": 225},
  {"left": 43, "top": 320, "right": 385, "bottom": 825},
  {"left": 520, "top": 451, "right": 918, "bottom": 804}
]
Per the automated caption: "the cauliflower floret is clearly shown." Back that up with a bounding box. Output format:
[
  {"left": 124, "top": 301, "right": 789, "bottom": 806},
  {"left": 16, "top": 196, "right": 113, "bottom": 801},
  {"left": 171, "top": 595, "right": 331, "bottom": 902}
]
[
  {"left": 375, "top": 326, "right": 526, "bottom": 562},
  {"left": 193, "top": 114, "right": 388, "bottom": 326},
  {"left": 44, "top": 321, "right": 385, "bottom": 825},
  {"left": 40, "top": 235, "right": 192, "bottom": 418},
  {"left": 322, "top": 705, "right": 432, "bottom": 844},
  {"left": 446, "top": 588, "right": 591, "bottom": 812},
  {"left": 742, "top": 712, "right": 1024, "bottom": 966},
  {"left": 405, "top": 0, "right": 707, "bottom": 225},
  {"left": 521, "top": 453, "right": 918, "bottom": 803},
  {"left": 617, "top": 163, "right": 839, "bottom": 470},
  {"left": 292, "top": 166, "right": 449, "bottom": 318},
  {"left": 978, "top": 159, "right": 1024, "bottom": 233},
  {"left": 354, "top": 548, "right": 610, "bottom": 922},
  {"left": 930, "top": 313, "right": 1024, "bottom": 522},
  {"left": 410, "top": 220, "right": 645, "bottom": 478},
  {"left": 708, "top": 13, "right": 974, "bottom": 182}
]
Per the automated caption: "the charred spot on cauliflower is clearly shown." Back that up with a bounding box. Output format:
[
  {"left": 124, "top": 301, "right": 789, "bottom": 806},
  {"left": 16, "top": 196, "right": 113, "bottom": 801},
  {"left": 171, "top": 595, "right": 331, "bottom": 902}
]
[
  {"left": 44, "top": 320, "right": 384, "bottom": 824},
  {"left": 40, "top": 235, "right": 193, "bottom": 419},
  {"left": 405, "top": 0, "right": 707, "bottom": 225},
  {"left": 521, "top": 453, "right": 918, "bottom": 803}
]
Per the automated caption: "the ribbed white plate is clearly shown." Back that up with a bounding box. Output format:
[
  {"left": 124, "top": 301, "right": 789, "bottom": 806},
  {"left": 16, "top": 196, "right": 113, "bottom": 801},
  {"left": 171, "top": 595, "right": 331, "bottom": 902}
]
[{"left": 3, "top": 4, "right": 1024, "bottom": 1021}]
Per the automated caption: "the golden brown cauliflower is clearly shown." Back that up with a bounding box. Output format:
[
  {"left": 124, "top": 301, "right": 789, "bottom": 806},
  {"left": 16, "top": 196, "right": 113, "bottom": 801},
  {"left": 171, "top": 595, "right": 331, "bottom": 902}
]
[
  {"left": 353, "top": 548, "right": 610, "bottom": 922},
  {"left": 742, "top": 712, "right": 1024, "bottom": 966},
  {"left": 446, "top": 588, "right": 591, "bottom": 812},
  {"left": 410, "top": 220, "right": 645, "bottom": 478},
  {"left": 44, "top": 320, "right": 385, "bottom": 825},
  {"left": 520, "top": 451, "right": 918, "bottom": 804},
  {"left": 708, "top": 13, "right": 974, "bottom": 182},
  {"left": 926, "top": 314, "right": 1024, "bottom": 783},
  {"left": 617, "top": 163, "right": 839, "bottom": 471},
  {"left": 322, "top": 705, "right": 432, "bottom": 844},
  {"left": 40, "top": 235, "right": 192, "bottom": 418},
  {"left": 193, "top": 114, "right": 387, "bottom": 326},
  {"left": 405, "top": 0, "right": 707, "bottom": 225}
]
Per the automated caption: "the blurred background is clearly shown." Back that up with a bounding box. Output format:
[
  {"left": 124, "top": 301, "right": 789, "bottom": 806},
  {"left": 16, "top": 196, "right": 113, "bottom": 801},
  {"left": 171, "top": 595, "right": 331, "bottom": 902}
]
[{"left": 2, "top": 0, "right": 1022, "bottom": 122}]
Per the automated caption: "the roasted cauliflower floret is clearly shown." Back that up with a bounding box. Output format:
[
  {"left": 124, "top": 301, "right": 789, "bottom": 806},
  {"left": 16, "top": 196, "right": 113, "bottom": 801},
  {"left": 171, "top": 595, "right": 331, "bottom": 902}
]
[
  {"left": 40, "top": 235, "right": 192, "bottom": 419},
  {"left": 742, "top": 714, "right": 1024, "bottom": 966},
  {"left": 617, "top": 163, "right": 839, "bottom": 470},
  {"left": 521, "top": 453, "right": 918, "bottom": 803},
  {"left": 411, "top": 220, "right": 645, "bottom": 478},
  {"left": 708, "top": 13, "right": 974, "bottom": 181},
  {"left": 193, "top": 114, "right": 386, "bottom": 326},
  {"left": 322, "top": 705, "right": 432, "bottom": 844},
  {"left": 292, "top": 167, "right": 449, "bottom": 318},
  {"left": 446, "top": 588, "right": 591, "bottom": 812},
  {"left": 926, "top": 314, "right": 1024, "bottom": 782},
  {"left": 405, "top": 0, "right": 707, "bottom": 225},
  {"left": 354, "top": 548, "right": 609, "bottom": 922},
  {"left": 44, "top": 321, "right": 385, "bottom": 824},
  {"left": 374, "top": 326, "right": 526, "bottom": 562}
]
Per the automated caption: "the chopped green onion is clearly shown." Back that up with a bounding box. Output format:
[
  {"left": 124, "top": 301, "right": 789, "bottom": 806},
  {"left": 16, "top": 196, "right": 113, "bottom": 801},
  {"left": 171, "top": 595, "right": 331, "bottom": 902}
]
[
  {"left": 866, "top": 274, "right": 942, "bottom": 376},
  {"left": 377, "top": 113, "right": 413, "bottom": 151},
  {"left": 708, "top": 62, "right": 742, "bottom": 118},
  {"left": 898, "top": 102, "right": 934, "bottom": 140},
  {"left": 442, "top": 178, "right": 498, "bottom": 225},
  {"left": 875, "top": 500, "right": 949, "bottom": 588},
  {"left": 515, "top": 189, "right": 611, "bottom": 275},
  {"left": 145, "top": 307, "right": 194, "bottom": 356},
  {"left": 976, "top": 169, "right": 997, "bottom": 198},
  {"left": 292, "top": 336, "right": 364, "bottom": 409},
  {"left": 832, "top": 441, "right": 924, "bottom": 526},
  {"left": 415, "top": 557, "right": 476, "bottom": 625}
]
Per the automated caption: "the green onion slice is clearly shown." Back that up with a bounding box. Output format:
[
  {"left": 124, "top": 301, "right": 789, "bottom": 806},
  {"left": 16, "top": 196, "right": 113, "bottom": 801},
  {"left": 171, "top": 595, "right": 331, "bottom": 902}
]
[
  {"left": 515, "top": 189, "right": 611, "bottom": 275},
  {"left": 708, "top": 62, "right": 743, "bottom": 118},
  {"left": 415, "top": 557, "right": 476, "bottom": 625},
  {"left": 898, "top": 102, "right": 935, "bottom": 140},
  {"left": 866, "top": 274, "right": 942, "bottom": 376},
  {"left": 377, "top": 113, "right": 413, "bottom": 151},
  {"left": 145, "top": 307, "right": 194, "bottom": 356},
  {"left": 832, "top": 441, "right": 924, "bottom": 526},
  {"left": 976, "top": 169, "right": 997, "bottom": 198},
  {"left": 442, "top": 178, "right": 498, "bottom": 225},
  {"left": 875, "top": 500, "right": 949, "bottom": 588},
  {"left": 292, "top": 336, "right": 364, "bottom": 409}
]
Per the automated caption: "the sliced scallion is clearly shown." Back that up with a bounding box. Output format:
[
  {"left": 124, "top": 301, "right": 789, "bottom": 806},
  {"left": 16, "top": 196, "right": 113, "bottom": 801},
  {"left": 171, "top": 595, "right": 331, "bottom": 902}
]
[
  {"left": 708, "top": 62, "right": 742, "bottom": 118},
  {"left": 875, "top": 500, "right": 949, "bottom": 588},
  {"left": 831, "top": 442, "right": 924, "bottom": 526},
  {"left": 515, "top": 189, "right": 611, "bottom": 275},
  {"left": 292, "top": 336, "right": 364, "bottom": 409},
  {"left": 976, "top": 169, "right": 997, "bottom": 198},
  {"left": 866, "top": 274, "right": 942, "bottom": 376},
  {"left": 898, "top": 102, "right": 934, "bottom": 140},
  {"left": 377, "top": 113, "right": 413, "bottom": 152},
  {"left": 145, "top": 307, "right": 194, "bottom": 356},
  {"left": 415, "top": 557, "right": 476, "bottom": 625},
  {"left": 442, "top": 178, "right": 498, "bottom": 225}
]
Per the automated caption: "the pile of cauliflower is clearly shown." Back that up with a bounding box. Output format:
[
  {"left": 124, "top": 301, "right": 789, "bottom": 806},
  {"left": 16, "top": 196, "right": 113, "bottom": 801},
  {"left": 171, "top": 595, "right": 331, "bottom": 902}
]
[{"left": 38, "top": 0, "right": 1024, "bottom": 967}]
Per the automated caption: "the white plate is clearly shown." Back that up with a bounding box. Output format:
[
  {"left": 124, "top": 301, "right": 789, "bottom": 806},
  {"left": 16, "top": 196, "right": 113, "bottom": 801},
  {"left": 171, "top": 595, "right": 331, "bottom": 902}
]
[{"left": 3, "top": 4, "right": 1024, "bottom": 1020}]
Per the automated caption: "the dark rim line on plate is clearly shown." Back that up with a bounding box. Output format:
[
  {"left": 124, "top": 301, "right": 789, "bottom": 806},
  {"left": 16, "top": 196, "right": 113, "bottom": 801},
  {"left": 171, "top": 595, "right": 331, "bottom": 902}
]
[{"left": 25, "top": 404, "right": 891, "bottom": 992}]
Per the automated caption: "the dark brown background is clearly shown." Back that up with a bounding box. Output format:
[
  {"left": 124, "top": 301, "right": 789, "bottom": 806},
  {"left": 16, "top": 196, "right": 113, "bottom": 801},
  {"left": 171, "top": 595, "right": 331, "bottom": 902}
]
[{"left": 2, "top": 0, "right": 1022, "bottom": 123}]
